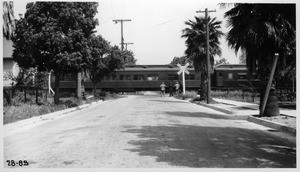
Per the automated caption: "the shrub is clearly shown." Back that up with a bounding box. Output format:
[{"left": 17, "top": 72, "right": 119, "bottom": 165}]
[
  {"left": 175, "top": 91, "right": 198, "bottom": 100},
  {"left": 38, "top": 106, "right": 52, "bottom": 114},
  {"left": 3, "top": 90, "right": 120, "bottom": 124},
  {"left": 3, "top": 104, "right": 41, "bottom": 124}
]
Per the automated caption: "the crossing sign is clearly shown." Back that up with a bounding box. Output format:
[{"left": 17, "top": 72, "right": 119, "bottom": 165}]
[
  {"left": 177, "top": 63, "right": 190, "bottom": 94},
  {"left": 177, "top": 63, "right": 190, "bottom": 75}
]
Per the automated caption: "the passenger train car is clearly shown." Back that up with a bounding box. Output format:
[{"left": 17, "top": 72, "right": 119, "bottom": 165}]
[{"left": 52, "top": 64, "right": 260, "bottom": 92}]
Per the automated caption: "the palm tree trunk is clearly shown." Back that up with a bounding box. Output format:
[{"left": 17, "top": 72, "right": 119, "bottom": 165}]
[
  {"left": 199, "top": 72, "right": 207, "bottom": 101},
  {"left": 93, "top": 82, "right": 96, "bottom": 96},
  {"left": 259, "top": 87, "right": 280, "bottom": 117}
]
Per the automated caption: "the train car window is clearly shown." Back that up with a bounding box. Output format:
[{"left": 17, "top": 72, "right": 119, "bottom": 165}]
[
  {"left": 64, "top": 74, "right": 72, "bottom": 81},
  {"left": 228, "top": 73, "right": 233, "bottom": 80},
  {"left": 187, "top": 74, "right": 195, "bottom": 80},
  {"left": 218, "top": 72, "right": 223, "bottom": 76},
  {"left": 133, "top": 75, "right": 145, "bottom": 80},
  {"left": 167, "top": 74, "right": 179, "bottom": 80},
  {"left": 120, "top": 75, "right": 131, "bottom": 80},
  {"left": 238, "top": 73, "right": 247, "bottom": 80},
  {"left": 147, "top": 75, "right": 158, "bottom": 81},
  {"left": 125, "top": 75, "right": 131, "bottom": 80},
  {"left": 105, "top": 76, "right": 110, "bottom": 80},
  {"left": 60, "top": 74, "right": 65, "bottom": 81}
]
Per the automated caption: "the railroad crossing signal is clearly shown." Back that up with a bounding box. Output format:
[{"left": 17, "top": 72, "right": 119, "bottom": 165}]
[{"left": 177, "top": 63, "right": 190, "bottom": 94}]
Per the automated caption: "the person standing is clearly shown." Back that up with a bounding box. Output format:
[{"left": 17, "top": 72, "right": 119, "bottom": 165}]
[
  {"left": 174, "top": 81, "right": 180, "bottom": 94},
  {"left": 168, "top": 81, "right": 174, "bottom": 97},
  {"left": 160, "top": 82, "right": 166, "bottom": 97}
]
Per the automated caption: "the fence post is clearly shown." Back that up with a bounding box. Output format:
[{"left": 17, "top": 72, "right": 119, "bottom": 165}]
[
  {"left": 45, "top": 89, "right": 47, "bottom": 102},
  {"left": 3, "top": 89, "right": 12, "bottom": 105},
  {"left": 35, "top": 87, "right": 39, "bottom": 104},
  {"left": 24, "top": 87, "right": 27, "bottom": 102}
]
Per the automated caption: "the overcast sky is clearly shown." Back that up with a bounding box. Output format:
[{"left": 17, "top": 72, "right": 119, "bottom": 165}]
[{"left": 13, "top": 0, "right": 281, "bottom": 65}]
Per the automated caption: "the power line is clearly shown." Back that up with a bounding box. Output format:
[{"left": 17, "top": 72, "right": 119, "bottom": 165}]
[
  {"left": 196, "top": 8, "right": 216, "bottom": 104},
  {"left": 120, "top": 42, "right": 134, "bottom": 50},
  {"left": 113, "top": 19, "right": 131, "bottom": 50}
]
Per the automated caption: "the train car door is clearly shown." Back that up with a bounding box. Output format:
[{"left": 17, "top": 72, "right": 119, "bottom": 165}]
[{"left": 216, "top": 71, "right": 224, "bottom": 86}]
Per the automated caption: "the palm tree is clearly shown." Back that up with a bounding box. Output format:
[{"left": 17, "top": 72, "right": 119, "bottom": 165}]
[
  {"left": 225, "top": 4, "right": 296, "bottom": 117},
  {"left": 3, "top": 1, "right": 15, "bottom": 40},
  {"left": 182, "top": 16, "right": 223, "bottom": 100}
]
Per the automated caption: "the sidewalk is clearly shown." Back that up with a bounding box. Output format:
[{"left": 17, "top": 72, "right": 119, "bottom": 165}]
[
  {"left": 193, "top": 98, "right": 297, "bottom": 136},
  {"left": 212, "top": 98, "right": 297, "bottom": 118}
]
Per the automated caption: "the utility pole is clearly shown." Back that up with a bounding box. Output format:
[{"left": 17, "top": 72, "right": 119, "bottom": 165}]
[
  {"left": 120, "top": 42, "right": 134, "bottom": 50},
  {"left": 196, "top": 8, "right": 216, "bottom": 104},
  {"left": 113, "top": 19, "right": 131, "bottom": 50}
]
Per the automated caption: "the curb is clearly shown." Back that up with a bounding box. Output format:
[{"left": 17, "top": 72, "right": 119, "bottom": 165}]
[
  {"left": 192, "top": 100, "right": 296, "bottom": 136},
  {"left": 40, "top": 99, "right": 104, "bottom": 117},
  {"left": 247, "top": 115, "right": 296, "bottom": 136}
]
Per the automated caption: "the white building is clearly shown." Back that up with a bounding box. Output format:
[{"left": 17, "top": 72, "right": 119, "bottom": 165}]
[{"left": 3, "top": 38, "right": 19, "bottom": 86}]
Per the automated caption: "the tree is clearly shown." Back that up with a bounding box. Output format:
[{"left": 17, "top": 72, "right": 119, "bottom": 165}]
[
  {"left": 3, "top": 1, "right": 15, "bottom": 40},
  {"left": 169, "top": 56, "right": 190, "bottom": 66},
  {"left": 238, "top": 49, "right": 247, "bottom": 64},
  {"left": 214, "top": 57, "right": 229, "bottom": 66},
  {"left": 182, "top": 16, "right": 223, "bottom": 100},
  {"left": 88, "top": 35, "right": 136, "bottom": 95},
  {"left": 12, "top": 2, "right": 99, "bottom": 104},
  {"left": 88, "top": 35, "right": 114, "bottom": 95},
  {"left": 122, "top": 50, "right": 136, "bottom": 65},
  {"left": 225, "top": 4, "right": 296, "bottom": 116}
]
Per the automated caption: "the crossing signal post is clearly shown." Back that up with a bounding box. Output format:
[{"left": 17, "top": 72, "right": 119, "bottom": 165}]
[{"left": 177, "top": 63, "right": 190, "bottom": 94}]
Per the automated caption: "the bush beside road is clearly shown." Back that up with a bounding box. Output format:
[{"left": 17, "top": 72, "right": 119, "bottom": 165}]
[{"left": 3, "top": 91, "right": 120, "bottom": 124}]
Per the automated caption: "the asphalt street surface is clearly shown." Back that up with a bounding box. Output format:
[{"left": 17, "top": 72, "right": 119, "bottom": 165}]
[{"left": 4, "top": 94, "right": 296, "bottom": 168}]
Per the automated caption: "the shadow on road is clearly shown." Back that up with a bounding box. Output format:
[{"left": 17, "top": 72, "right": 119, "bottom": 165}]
[
  {"left": 149, "top": 99, "right": 189, "bottom": 104},
  {"left": 123, "top": 124, "right": 296, "bottom": 168},
  {"left": 164, "top": 111, "right": 233, "bottom": 120}
]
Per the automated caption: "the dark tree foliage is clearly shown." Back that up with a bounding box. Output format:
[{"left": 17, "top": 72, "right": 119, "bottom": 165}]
[
  {"left": 12, "top": 2, "right": 99, "bottom": 104},
  {"left": 214, "top": 57, "right": 229, "bottom": 66},
  {"left": 88, "top": 34, "right": 137, "bottom": 95},
  {"left": 169, "top": 56, "right": 190, "bottom": 66},
  {"left": 225, "top": 4, "right": 296, "bottom": 116},
  {"left": 3, "top": 1, "right": 15, "bottom": 40},
  {"left": 182, "top": 16, "right": 223, "bottom": 101},
  {"left": 122, "top": 50, "right": 137, "bottom": 66},
  {"left": 88, "top": 35, "right": 115, "bottom": 95}
]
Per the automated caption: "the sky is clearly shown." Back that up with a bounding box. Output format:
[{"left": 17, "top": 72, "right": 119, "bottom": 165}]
[{"left": 12, "top": 0, "right": 251, "bottom": 65}]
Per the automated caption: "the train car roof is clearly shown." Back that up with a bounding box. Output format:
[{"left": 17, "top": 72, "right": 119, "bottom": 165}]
[
  {"left": 214, "top": 64, "right": 248, "bottom": 71},
  {"left": 118, "top": 65, "right": 194, "bottom": 71},
  {"left": 116, "top": 64, "right": 247, "bottom": 71}
]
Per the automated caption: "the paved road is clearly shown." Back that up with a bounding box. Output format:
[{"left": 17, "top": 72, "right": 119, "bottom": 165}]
[{"left": 4, "top": 94, "right": 296, "bottom": 168}]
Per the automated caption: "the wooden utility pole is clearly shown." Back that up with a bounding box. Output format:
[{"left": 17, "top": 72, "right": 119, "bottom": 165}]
[
  {"left": 120, "top": 42, "right": 134, "bottom": 50},
  {"left": 259, "top": 53, "right": 279, "bottom": 117},
  {"left": 77, "top": 72, "right": 81, "bottom": 98},
  {"left": 196, "top": 8, "right": 216, "bottom": 104},
  {"left": 113, "top": 19, "right": 131, "bottom": 50}
]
